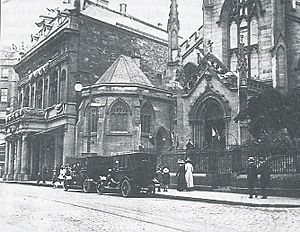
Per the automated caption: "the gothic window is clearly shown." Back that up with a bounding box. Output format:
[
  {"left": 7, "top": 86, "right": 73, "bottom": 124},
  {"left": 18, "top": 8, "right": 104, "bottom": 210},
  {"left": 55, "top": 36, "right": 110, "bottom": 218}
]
[
  {"left": 36, "top": 79, "right": 43, "bottom": 109},
  {"left": 49, "top": 70, "right": 58, "bottom": 106},
  {"left": 230, "top": 22, "right": 238, "bottom": 49},
  {"left": 89, "top": 108, "right": 98, "bottom": 133},
  {"left": 141, "top": 102, "right": 154, "bottom": 134},
  {"left": 228, "top": 0, "right": 259, "bottom": 79},
  {"left": 110, "top": 100, "right": 129, "bottom": 132},
  {"left": 276, "top": 46, "right": 286, "bottom": 87}
]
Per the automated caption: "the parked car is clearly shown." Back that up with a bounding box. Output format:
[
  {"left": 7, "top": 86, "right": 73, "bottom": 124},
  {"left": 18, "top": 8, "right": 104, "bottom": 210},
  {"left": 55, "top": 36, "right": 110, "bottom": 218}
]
[
  {"left": 96, "top": 152, "right": 157, "bottom": 197},
  {"left": 62, "top": 156, "right": 112, "bottom": 193}
]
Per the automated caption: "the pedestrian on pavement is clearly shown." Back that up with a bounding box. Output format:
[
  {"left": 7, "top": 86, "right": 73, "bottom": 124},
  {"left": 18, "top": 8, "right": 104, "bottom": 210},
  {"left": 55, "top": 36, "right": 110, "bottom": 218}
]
[
  {"left": 161, "top": 167, "right": 170, "bottom": 192},
  {"left": 36, "top": 171, "right": 42, "bottom": 185},
  {"left": 258, "top": 156, "right": 272, "bottom": 199},
  {"left": 52, "top": 166, "right": 59, "bottom": 188},
  {"left": 185, "top": 157, "right": 194, "bottom": 191},
  {"left": 247, "top": 156, "right": 258, "bottom": 198},
  {"left": 176, "top": 159, "right": 186, "bottom": 191},
  {"left": 155, "top": 167, "right": 162, "bottom": 192},
  {"left": 58, "top": 165, "right": 65, "bottom": 183},
  {"left": 42, "top": 166, "right": 48, "bottom": 183}
]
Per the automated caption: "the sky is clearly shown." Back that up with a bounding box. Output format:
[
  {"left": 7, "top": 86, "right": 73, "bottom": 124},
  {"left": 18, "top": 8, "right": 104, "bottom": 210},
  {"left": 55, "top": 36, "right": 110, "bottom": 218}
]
[{"left": 1, "top": 0, "right": 203, "bottom": 47}]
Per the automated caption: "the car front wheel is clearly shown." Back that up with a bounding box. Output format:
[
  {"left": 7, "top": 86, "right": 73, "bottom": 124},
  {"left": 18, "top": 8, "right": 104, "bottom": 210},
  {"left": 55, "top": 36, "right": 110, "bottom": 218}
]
[
  {"left": 121, "top": 179, "right": 132, "bottom": 197},
  {"left": 82, "top": 179, "right": 92, "bottom": 193},
  {"left": 63, "top": 180, "right": 68, "bottom": 191}
]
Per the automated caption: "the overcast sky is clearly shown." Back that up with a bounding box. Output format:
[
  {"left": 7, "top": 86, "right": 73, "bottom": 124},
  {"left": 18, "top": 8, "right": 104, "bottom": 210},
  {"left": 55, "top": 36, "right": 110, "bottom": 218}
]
[{"left": 1, "top": 0, "right": 203, "bottom": 47}]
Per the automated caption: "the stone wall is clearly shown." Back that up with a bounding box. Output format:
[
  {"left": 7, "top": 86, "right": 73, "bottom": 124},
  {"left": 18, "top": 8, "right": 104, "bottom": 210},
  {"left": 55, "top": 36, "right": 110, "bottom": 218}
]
[{"left": 77, "top": 15, "right": 168, "bottom": 86}]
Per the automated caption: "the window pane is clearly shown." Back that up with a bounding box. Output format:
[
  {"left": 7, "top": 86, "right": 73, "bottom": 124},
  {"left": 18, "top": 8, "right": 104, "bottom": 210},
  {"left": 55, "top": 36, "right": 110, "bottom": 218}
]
[
  {"left": 250, "top": 19, "right": 258, "bottom": 45},
  {"left": 230, "top": 23, "right": 238, "bottom": 49},
  {"left": 1, "top": 88, "right": 8, "bottom": 102},
  {"left": 1, "top": 68, "right": 9, "bottom": 78}
]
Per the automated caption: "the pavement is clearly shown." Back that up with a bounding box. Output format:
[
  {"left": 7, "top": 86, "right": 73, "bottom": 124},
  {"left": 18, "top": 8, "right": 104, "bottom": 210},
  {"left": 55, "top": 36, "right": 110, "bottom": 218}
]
[{"left": 2, "top": 180, "right": 300, "bottom": 208}]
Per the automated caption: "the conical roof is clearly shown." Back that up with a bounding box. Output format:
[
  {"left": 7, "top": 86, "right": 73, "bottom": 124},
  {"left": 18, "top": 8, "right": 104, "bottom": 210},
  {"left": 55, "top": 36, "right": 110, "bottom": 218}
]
[{"left": 95, "top": 55, "right": 154, "bottom": 87}]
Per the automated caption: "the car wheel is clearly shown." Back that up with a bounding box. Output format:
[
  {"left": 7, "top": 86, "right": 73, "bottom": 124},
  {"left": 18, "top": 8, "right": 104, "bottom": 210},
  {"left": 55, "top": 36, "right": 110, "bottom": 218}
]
[
  {"left": 121, "top": 179, "right": 132, "bottom": 197},
  {"left": 63, "top": 180, "right": 68, "bottom": 191},
  {"left": 82, "top": 179, "right": 91, "bottom": 193},
  {"left": 96, "top": 181, "right": 104, "bottom": 195}
]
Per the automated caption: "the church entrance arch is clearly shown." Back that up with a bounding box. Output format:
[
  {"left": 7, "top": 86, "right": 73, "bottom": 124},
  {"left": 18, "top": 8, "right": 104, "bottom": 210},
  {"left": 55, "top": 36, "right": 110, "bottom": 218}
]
[{"left": 193, "top": 99, "right": 226, "bottom": 150}]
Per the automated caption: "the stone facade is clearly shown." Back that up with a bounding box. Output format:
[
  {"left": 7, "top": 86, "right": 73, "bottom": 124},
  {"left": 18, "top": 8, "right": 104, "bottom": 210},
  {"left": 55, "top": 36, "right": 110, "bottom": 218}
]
[{"left": 3, "top": 1, "right": 168, "bottom": 181}]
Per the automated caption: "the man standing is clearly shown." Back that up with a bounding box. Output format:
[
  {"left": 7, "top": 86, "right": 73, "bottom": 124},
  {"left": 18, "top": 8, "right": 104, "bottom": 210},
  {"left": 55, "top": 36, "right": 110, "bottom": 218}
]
[
  {"left": 247, "top": 156, "right": 257, "bottom": 198},
  {"left": 258, "top": 157, "right": 272, "bottom": 199}
]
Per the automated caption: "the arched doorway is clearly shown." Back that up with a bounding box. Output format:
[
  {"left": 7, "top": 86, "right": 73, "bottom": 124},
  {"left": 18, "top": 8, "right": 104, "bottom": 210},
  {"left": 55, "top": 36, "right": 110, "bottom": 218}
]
[{"left": 194, "top": 99, "right": 226, "bottom": 150}]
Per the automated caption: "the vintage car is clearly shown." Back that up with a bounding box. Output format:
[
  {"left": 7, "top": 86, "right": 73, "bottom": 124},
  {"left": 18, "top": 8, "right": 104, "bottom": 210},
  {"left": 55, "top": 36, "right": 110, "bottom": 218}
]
[
  {"left": 96, "top": 152, "right": 157, "bottom": 197},
  {"left": 62, "top": 156, "right": 112, "bottom": 193}
]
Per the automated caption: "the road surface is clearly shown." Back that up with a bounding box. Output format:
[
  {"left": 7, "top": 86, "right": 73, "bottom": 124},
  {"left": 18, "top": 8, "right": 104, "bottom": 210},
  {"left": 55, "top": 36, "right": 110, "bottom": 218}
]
[{"left": 0, "top": 183, "right": 299, "bottom": 232}]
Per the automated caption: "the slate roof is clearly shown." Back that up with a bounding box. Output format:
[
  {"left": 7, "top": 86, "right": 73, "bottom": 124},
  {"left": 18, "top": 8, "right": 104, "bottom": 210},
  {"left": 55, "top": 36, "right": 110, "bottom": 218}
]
[{"left": 95, "top": 55, "right": 154, "bottom": 87}]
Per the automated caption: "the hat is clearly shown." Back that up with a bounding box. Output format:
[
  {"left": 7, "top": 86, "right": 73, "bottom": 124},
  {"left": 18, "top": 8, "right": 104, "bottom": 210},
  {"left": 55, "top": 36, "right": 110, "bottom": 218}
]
[
  {"left": 185, "top": 157, "right": 192, "bottom": 163},
  {"left": 162, "top": 167, "right": 170, "bottom": 173},
  {"left": 177, "top": 159, "right": 185, "bottom": 164},
  {"left": 248, "top": 156, "right": 255, "bottom": 162}
]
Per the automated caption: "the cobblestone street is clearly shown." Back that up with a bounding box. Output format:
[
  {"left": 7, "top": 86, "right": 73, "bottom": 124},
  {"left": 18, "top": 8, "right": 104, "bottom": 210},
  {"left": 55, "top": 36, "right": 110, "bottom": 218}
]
[{"left": 0, "top": 183, "right": 299, "bottom": 232}]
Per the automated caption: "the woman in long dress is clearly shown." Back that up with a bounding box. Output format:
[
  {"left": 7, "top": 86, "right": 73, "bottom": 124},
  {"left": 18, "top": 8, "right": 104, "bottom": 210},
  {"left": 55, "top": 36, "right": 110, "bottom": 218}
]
[
  {"left": 185, "top": 157, "right": 194, "bottom": 191},
  {"left": 176, "top": 160, "right": 186, "bottom": 191}
]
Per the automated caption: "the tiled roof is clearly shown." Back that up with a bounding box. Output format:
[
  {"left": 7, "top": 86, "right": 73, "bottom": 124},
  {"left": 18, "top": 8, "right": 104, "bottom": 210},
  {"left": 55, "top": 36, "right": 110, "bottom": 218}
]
[{"left": 95, "top": 55, "right": 154, "bottom": 87}]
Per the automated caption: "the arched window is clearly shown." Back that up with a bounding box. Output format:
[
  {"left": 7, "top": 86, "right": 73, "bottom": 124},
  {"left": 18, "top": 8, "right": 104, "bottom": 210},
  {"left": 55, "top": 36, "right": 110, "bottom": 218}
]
[
  {"left": 250, "top": 18, "right": 258, "bottom": 45},
  {"left": 230, "top": 22, "right": 238, "bottom": 49},
  {"left": 110, "top": 100, "right": 129, "bottom": 132},
  {"left": 36, "top": 79, "right": 43, "bottom": 109},
  {"left": 59, "top": 69, "right": 67, "bottom": 102},
  {"left": 141, "top": 102, "right": 154, "bottom": 134},
  {"left": 276, "top": 46, "right": 286, "bottom": 87},
  {"left": 89, "top": 108, "right": 98, "bottom": 133},
  {"left": 49, "top": 70, "right": 58, "bottom": 106},
  {"left": 228, "top": 0, "right": 259, "bottom": 79}
]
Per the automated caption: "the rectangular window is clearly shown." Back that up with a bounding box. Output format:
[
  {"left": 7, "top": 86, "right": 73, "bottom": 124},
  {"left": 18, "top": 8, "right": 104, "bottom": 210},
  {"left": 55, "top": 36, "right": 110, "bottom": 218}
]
[
  {"left": 1, "top": 68, "right": 9, "bottom": 79},
  {"left": 0, "top": 88, "right": 8, "bottom": 102}
]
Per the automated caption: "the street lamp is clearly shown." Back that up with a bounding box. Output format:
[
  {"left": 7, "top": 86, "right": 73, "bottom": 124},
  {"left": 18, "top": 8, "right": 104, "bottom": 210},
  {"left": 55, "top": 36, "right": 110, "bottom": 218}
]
[{"left": 74, "top": 81, "right": 83, "bottom": 123}]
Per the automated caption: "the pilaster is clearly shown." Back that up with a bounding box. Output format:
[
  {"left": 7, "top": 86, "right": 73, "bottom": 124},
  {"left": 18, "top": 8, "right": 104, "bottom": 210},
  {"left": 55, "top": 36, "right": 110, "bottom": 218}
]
[{"left": 20, "top": 134, "right": 29, "bottom": 180}]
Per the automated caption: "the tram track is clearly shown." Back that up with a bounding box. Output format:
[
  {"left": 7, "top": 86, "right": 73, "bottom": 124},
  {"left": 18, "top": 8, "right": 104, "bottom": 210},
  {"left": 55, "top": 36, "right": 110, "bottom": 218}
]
[{"left": 26, "top": 194, "right": 193, "bottom": 232}]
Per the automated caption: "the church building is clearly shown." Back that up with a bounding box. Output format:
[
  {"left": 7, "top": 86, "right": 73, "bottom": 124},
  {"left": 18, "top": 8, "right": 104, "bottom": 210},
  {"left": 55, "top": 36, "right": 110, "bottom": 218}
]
[{"left": 4, "top": 0, "right": 299, "bottom": 189}]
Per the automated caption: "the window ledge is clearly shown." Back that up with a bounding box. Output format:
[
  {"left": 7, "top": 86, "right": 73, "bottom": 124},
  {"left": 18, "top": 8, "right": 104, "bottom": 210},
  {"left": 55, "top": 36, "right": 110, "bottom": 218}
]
[{"left": 107, "top": 131, "right": 131, "bottom": 136}]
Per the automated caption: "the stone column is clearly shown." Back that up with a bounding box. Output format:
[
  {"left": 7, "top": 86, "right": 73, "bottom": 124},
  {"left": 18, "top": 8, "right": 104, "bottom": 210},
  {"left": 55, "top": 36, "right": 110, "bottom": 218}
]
[
  {"left": 14, "top": 136, "right": 22, "bottom": 180},
  {"left": 63, "top": 123, "right": 75, "bottom": 165},
  {"left": 4, "top": 140, "right": 10, "bottom": 180},
  {"left": 54, "top": 133, "right": 63, "bottom": 169},
  {"left": 7, "top": 141, "right": 14, "bottom": 180},
  {"left": 20, "top": 134, "right": 29, "bottom": 180}
]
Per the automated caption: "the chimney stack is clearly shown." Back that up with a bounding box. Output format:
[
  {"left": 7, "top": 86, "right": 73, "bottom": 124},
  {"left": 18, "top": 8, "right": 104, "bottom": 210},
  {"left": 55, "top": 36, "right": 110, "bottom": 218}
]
[{"left": 120, "top": 3, "right": 127, "bottom": 14}]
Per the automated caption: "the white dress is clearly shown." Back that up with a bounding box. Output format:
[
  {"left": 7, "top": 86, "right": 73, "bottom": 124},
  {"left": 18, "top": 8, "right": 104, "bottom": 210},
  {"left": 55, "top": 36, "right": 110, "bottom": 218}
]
[{"left": 185, "top": 163, "right": 194, "bottom": 188}]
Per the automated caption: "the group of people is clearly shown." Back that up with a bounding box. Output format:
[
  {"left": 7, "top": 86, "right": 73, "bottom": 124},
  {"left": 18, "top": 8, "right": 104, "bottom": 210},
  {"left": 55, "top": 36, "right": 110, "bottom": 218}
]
[
  {"left": 247, "top": 156, "right": 272, "bottom": 199},
  {"left": 176, "top": 157, "right": 194, "bottom": 191},
  {"left": 51, "top": 162, "right": 82, "bottom": 188},
  {"left": 155, "top": 167, "right": 171, "bottom": 192}
]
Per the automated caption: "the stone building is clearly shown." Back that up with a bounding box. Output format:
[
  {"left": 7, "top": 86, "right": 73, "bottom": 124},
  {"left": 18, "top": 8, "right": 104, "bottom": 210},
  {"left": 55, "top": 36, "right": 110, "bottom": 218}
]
[
  {"left": 4, "top": 0, "right": 300, "bottom": 184},
  {"left": 3, "top": 0, "right": 168, "bottom": 180},
  {"left": 0, "top": 45, "right": 20, "bottom": 177}
]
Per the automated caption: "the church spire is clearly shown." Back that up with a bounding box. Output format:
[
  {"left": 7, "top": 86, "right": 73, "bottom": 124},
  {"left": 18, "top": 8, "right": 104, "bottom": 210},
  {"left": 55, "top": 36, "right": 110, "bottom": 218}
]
[{"left": 167, "top": 0, "right": 180, "bottom": 63}]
